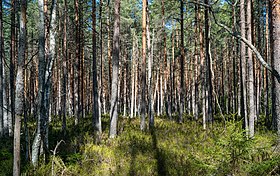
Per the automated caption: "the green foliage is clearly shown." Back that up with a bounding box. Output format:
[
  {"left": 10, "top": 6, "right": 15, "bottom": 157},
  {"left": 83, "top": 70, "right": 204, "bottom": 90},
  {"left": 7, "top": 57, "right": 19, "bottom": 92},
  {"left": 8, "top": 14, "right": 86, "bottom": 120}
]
[{"left": 2, "top": 114, "right": 279, "bottom": 176}]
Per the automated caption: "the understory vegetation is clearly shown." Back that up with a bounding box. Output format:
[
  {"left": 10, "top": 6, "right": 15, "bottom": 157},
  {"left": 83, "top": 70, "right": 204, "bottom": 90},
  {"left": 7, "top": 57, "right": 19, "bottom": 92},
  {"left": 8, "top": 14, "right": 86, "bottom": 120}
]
[{"left": 1, "top": 115, "right": 279, "bottom": 176}]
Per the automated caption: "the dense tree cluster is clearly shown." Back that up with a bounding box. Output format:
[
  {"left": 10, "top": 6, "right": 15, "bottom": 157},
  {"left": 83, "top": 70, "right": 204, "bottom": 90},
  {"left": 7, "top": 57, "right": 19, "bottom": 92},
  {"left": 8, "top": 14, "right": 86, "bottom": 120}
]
[{"left": 0, "top": 0, "right": 280, "bottom": 175}]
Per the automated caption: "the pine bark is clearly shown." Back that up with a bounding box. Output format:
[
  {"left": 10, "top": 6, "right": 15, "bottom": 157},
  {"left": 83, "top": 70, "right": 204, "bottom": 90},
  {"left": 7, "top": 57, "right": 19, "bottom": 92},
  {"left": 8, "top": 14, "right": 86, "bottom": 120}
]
[
  {"left": 140, "top": 0, "right": 147, "bottom": 130},
  {"left": 92, "top": 0, "right": 102, "bottom": 135},
  {"left": 179, "top": 0, "right": 185, "bottom": 123},
  {"left": 271, "top": 0, "right": 280, "bottom": 140},
  {"left": 109, "top": 0, "right": 120, "bottom": 138}
]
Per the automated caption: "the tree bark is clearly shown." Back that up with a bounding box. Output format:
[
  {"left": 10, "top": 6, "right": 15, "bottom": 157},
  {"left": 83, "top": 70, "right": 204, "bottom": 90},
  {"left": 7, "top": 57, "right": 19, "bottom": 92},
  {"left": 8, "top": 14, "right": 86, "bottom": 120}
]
[
  {"left": 140, "top": 0, "right": 147, "bottom": 131},
  {"left": 13, "top": 0, "right": 27, "bottom": 174},
  {"left": 271, "top": 0, "right": 280, "bottom": 140},
  {"left": 247, "top": 0, "right": 255, "bottom": 138},
  {"left": 92, "top": 0, "right": 102, "bottom": 135},
  {"left": 147, "top": 4, "right": 154, "bottom": 128},
  {"left": 179, "top": 0, "right": 185, "bottom": 123},
  {"left": 240, "top": 0, "right": 248, "bottom": 133},
  {"left": 109, "top": 0, "right": 120, "bottom": 138},
  {"left": 31, "top": 0, "right": 46, "bottom": 166},
  {"left": 205, "top": 0, "right": 213, "bottom": 124}
]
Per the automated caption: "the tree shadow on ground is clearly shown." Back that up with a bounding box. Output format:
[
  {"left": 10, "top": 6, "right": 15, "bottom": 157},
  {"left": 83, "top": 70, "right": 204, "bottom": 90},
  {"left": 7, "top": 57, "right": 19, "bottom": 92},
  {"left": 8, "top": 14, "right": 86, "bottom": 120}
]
[{"left": 151, "top": 127, "right": 167, "bottom": 176}]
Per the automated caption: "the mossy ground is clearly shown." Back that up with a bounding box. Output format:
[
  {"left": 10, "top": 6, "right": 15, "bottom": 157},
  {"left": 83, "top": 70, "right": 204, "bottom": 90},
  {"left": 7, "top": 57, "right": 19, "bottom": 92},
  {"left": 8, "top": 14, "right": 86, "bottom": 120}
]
[{"left": 1, "top": 115, "right": 279, "bottom": 175}]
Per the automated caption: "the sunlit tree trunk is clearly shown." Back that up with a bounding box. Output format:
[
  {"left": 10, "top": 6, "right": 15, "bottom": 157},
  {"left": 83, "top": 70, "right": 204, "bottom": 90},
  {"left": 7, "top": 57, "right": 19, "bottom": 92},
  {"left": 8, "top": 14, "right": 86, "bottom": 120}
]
[
  {"left": 140, "top": 0, "right": 147, "bottom": 130},
  {"left": 271, "top": 0, "right": 280, "bottom": 140},
  {"left": 247, "top": 0, "right": 255, "bottom": 138},
  {"left": 147, "top": 4, "right": 154, "bottom": 128},
  {"left": 92, "top": 0, "right": 102, "bottom": 137},
  {"left": 240, "top": 0, "right": 248, "bottom": 133},
  {"left": 109, "top": 0, "right": 120, "bottom": 138}
]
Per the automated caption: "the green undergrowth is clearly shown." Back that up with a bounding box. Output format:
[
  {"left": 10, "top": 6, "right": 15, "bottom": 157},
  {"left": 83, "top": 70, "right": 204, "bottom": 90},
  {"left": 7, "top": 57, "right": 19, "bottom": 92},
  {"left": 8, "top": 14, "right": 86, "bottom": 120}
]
[{"left": 1, "top": 114, "right": 279, "bottom": 175}]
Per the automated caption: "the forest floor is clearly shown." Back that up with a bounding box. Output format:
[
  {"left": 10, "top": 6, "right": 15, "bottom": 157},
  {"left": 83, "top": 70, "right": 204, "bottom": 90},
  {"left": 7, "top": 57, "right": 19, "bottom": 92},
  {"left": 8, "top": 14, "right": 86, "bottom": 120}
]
[{"left": 0, "top": 114, "right": 280, "bottom": 176}]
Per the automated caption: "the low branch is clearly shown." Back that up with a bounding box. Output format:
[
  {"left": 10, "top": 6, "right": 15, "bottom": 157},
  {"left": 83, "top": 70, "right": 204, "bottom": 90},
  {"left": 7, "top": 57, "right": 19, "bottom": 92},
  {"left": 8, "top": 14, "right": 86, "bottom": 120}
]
[
  {"left": 210, "top": 11, "right": 280, "bottom": 83},
  {"left": 190, "top": 0, "right": 280, "bottom": 83}
]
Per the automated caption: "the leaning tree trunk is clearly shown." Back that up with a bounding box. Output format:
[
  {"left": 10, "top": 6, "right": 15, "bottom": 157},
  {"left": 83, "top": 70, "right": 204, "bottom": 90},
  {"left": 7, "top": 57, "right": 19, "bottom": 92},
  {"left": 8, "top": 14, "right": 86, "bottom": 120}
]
[
  {"left": 13, "top": 0, "right": 27, "bottom": 174},
  {"left": 109, "top": 0, "right": 120, "bottom": 138}
]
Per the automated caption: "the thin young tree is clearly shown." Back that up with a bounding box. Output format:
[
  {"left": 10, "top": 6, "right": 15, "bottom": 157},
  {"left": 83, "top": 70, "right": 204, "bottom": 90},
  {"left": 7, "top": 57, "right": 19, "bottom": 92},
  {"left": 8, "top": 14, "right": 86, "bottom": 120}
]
[{"left": 109, "top": 0, "right": 120, "bottom": 138}]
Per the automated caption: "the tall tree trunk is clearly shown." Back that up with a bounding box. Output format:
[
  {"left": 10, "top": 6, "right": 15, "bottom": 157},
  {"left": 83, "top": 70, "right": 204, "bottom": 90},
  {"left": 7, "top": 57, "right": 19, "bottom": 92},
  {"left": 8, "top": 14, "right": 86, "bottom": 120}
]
[
  {"left": 74, "top": 0, "right": 80, "bottom": 124},
  {"left": 13, "top": 0, "right": 27, "bottom": 174},
  {"left": 140, "top": 0, "right": 147, "bottom": 130},
  {"left": 92, "top": 0, "right": 102, "bottom": 136},
  {"left": 247, "top": 0, "right": 255, "bottom": 138},
  {"left": 271, "top": 0, "right": 280, "bottom": 140},
  {"left": 147, "top": 4, "right": 154, "bottom": 128},
  {"left": 179, "top": 0, "right": 184, "bottom": 123},
  {"left": 240, "top": 0, "right": 248, "bottom": 133},
  {"left": 0, "top": 0, "right": 3, "bottom": 137},
  {"left": 62, "top": 0, "right": 68, "bottom": 137},
  {"left": 109, "top": 0, "right": 120, "bottom": 138},
  {"left": 10, "top": 0, "right": 16, "bottom": 137},
  {"left": 205, "top": 0, "right": 213, "bottom": 124},
  {"left": 32, "top": 0, "right": 46, "bottom": 166}
]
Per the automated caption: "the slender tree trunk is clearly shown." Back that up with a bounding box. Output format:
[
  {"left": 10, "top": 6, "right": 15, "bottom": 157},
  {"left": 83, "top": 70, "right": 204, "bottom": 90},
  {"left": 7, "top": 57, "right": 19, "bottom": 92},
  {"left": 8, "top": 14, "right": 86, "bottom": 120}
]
[
  {"left": 10, "top": 0, "right": 16, "bottom": 137},
  {"left": 240, "top": 0, "right": 248, "bottom": 133},
  {"left": 109, "top": 0, "right": 120, "bottom": 138},
  {"left": 13, "top": 0, "right": 27, "bottom": 174},
  {"left": 147, "top": 5, "right": 154, "bottom": 128},
  {"left": 0, "top": 0, "right": 3, "bottom": 137},
  {"left": 247, "top": 0, "right": 255, "bottom": 138},
  {"left": 31, "top": 0, "right": 46, "bottom": 166},
  {"left": 271, "top": 0, "right": 280, "bottom": 140},
  {"left": 140, "top": 0, "right": 147, "bottom": 130},
  {"left": 265, "top": 0, "right": 270, "bottom": 128},
  {"left": 130, "top": 32, "right": 136, "bottom": 119},
  {"left": 205, "top": 0, "right": 213, "bottom": 124},
  {"left": 74, "top": 0, "right": 80, "bottom": 124},
  {"left": 62, "top": 0, "right": 68, "bottom": 137},
  {"left": 179, "top": 0, "right": 185, "bottom": 123},
  {"left": 92, "top": 0, "right": 101, "bottom": 136}
]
